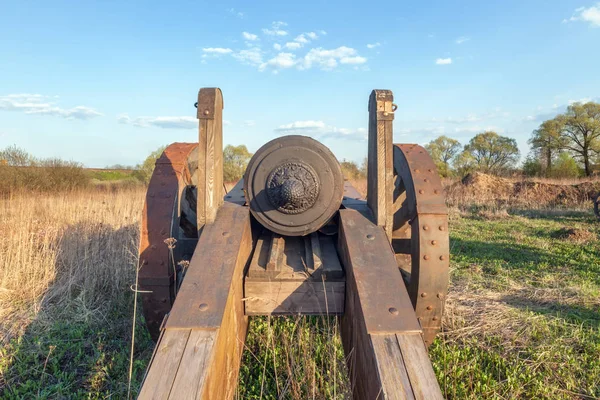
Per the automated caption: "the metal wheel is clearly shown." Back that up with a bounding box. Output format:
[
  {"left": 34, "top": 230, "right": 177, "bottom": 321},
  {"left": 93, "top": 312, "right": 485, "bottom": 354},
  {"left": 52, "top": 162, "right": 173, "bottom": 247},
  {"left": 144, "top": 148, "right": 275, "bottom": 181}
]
[
  {"left": 391, "top": 144, "right": 450, "bottom": 346},
  {"left": 594, "top": 193, "right": 600, "bottom": 220},
  {"left": 138, "top": 143, "right": 199, "bottom": 340}
]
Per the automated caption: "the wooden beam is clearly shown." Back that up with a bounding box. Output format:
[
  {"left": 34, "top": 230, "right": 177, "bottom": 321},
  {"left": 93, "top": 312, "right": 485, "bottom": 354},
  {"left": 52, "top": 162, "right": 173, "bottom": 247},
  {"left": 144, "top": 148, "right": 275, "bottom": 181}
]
[
  {"left": 196, "top": 88, "right": 224, "bottom": 231},
  {"left": 338, "top": 209, "right": 443, "bottom": 399},
  {"left": 367, "top": 89, "right": 395, "bottom": 241},
  {"left": 139, "top": 203, "right": 252, "bottom": 399}
]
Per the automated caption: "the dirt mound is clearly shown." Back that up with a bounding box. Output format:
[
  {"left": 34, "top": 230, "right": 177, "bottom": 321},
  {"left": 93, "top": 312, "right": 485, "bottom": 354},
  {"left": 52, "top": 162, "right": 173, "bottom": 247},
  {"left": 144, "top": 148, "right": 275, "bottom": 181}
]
[
  {"left": 448, "top": 172, "right": 600, "bottom": 208},
  {"left": 550, "top": 228, "right": 596, "bottom": 243}
]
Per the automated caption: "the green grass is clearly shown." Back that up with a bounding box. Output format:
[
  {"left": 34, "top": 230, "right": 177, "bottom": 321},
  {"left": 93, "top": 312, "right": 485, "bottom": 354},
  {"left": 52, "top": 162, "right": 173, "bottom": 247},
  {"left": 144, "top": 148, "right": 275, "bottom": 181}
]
[
  {"left": 1, "top": 209, "right": 598, "bottom": 399},
  {"left": 85, "top": 169, "right": 135, "bottom": 182}
]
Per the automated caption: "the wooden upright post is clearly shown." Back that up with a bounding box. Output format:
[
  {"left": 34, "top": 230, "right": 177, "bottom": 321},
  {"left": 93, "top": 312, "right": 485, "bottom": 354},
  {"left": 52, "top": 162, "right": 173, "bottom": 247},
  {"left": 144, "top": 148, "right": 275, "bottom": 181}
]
[
  {"left": 197, "top": 88, "right": 224, "bottom": 231},
  {"left": 367, "top": 89, "right": 395, "bottom": 241}
]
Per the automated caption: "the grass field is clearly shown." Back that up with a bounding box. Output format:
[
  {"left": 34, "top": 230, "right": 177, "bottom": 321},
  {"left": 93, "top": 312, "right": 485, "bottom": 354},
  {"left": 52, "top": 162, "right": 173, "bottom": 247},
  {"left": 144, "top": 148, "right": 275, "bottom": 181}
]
[{"left": 0, "top": 186, "right": 599, "bottom": 399}]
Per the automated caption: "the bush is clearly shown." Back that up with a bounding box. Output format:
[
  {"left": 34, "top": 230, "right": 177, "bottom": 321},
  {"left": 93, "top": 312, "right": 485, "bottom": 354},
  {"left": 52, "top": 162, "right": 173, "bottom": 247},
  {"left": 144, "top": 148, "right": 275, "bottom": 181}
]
[{"left": 548, "top": 153, "right": 581, "bottom": 179}]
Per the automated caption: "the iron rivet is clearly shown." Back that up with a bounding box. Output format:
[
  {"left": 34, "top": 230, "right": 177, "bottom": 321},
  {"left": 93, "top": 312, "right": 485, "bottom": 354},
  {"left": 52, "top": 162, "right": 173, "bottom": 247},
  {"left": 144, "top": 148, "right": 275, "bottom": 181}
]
[
  {"left": 424, "top": 178, "right": 429, "bottom": 182},
  {"left": 434, "top": 190, "right": 439, "bottom": 194},
  {"left": 414, "top": 169, "right": 420, "bottom": 173},
  {"left": 437, "top": 293, "right": 443, "bottom": 298},
  {"left": 222, "top": 231, "right": 230, "bottom": 237},
  {"left": 428, "top": 169, "right": 433, "bottom": 173},
  {"left": 426, "top": 306, "right": 432, "bottom": 310},
  {"left": 423, "top": 225, "right": 429, "bottom": 231},
  {"left": 433, "top": 316, "right": 438, "bottom": 321},
  {"left": 423, "top": 255, "right": 430, "bottom": 260},
  {"left": 366, "top": 234, "right": 374, "bottom": 240},
  {"left": 199, "top": 303, "right": 208, "bottom": 311},
  {"left": 419, "top": 190, "right": 425, "bottom": 194},
  {"left": 431, "top": 240, "right": 437, "bottom": 245},
  {"left": 389, "top": 307, "right": 399, "bottom": 315},
  {"left": 421, "top": 292, "right": 427, "bottom": 297},
  {"left": 203, "top": 109, "right": 209, "bottom": 115},
  {"left": 439, "top": 255, "right": 446, "bottom": 261},
  {"left": 439, "top": 226, "right": 445, "bottom": 231}
]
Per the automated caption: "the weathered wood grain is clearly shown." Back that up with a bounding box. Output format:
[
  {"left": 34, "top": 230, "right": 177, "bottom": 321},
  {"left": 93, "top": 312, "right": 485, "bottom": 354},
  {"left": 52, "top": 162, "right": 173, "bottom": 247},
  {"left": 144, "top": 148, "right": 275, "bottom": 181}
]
[
  {"left": 168, "top": 330, "right": 216, "bottom": 399},
  {"left": 396, "top": 333, "right": 444, "bottom": 399}
]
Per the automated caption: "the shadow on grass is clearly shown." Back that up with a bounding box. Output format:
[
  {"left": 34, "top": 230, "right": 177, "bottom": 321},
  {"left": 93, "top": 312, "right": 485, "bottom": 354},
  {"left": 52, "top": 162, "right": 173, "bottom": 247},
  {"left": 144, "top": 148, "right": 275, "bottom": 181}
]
[
  {"left": 0, "top": 223, "right": 153, "bottom": 399},
  {"left": 500, "top": 293, "right": 600, "bottom": 329}
]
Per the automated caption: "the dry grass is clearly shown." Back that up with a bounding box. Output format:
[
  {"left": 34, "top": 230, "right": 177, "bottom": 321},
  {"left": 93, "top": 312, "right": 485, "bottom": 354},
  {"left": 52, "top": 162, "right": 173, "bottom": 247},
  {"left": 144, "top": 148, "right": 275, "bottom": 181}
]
[{"left": 0, "top": 188, "right": 144, "bottom": 344}]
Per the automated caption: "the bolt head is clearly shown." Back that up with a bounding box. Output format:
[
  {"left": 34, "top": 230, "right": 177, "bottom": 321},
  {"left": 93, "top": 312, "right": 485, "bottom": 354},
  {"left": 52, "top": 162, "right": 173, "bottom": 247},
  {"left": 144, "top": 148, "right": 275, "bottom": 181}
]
[
  {"left": 423, "top": 255, "right": 430, "bottom": 260},
  {"left": 389, "top": 307, "right": 399, "bottom": 315},
  {"left": 421, "top": 292, "right": 427, "bottom": 297},
  {"left": 423, "top": 225, "right": 429, "bottom": 231},
  {"left": 199, "top": 303, "right": 209, "bottom": 311},
  {"left": 366, "top": 234, "right": 374, "bottom": 240}
]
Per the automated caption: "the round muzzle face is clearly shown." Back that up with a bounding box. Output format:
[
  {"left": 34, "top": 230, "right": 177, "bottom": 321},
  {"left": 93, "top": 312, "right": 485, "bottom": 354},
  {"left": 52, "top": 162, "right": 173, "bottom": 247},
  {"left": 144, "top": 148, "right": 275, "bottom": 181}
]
[{"left": 244, "top": 135, "right": 344, "bottom": 236}]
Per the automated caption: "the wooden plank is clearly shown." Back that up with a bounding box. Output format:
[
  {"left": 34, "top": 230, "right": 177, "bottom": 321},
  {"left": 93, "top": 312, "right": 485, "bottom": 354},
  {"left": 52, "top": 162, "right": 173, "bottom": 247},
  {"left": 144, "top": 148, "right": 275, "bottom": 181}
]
[
  {"left": 166, "top": 203, "right": 251, "bottom": 329},
  {"left": 138, "top": 329, "right": 191, "bottom": 399},
  {"left": 338, "top": 209, "right": 420, "bottom": 334},
  {"left": 396, "top": 333, "right": 444, "bottom": 399},
  {"left": 196, "top": 88, "right": 224, "bottom": 230},
  {"left": 244, "top": 280, "right": 344, "bottom": 315},
  {"left": 367, "top": 89, "right": 395, "bottom": 241},
  {"left": 266, "top": 234, "right": 283, "bottom": 272},
  {"left": 168, "top": 330, "right": 216, "bottom": 400},
  {"left": 371, "top": 334, "right": 415, "bottom": 400}
]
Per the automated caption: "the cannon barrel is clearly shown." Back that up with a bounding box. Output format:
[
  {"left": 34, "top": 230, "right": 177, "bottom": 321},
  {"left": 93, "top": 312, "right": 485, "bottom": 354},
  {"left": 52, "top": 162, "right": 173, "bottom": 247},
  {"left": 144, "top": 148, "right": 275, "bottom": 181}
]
[{"left": 243, "top": 135, "right": 344, "bottom": 236}]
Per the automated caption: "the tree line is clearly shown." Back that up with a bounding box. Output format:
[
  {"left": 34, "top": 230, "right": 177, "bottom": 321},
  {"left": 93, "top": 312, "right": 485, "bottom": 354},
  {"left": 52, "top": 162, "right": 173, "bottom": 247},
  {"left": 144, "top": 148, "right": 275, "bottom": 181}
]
[{"left": 425, "top": 101, "right": 600, "bottom": 178}]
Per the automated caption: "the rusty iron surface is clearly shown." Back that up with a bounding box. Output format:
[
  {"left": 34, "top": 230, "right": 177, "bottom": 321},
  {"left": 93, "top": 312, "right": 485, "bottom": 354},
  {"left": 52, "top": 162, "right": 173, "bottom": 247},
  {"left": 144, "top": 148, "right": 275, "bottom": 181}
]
[
  {"left": 244, "top": 135, "right": 344, "bottom": 236},
  {"left": 338, "top": 209, "right": 421, "bottom": 334},
  {"left": 392, "top": 144, "right": 450, "bottom": 346},
  {"left": 138, "top": 142, "right": 198, "bottom": 340}
]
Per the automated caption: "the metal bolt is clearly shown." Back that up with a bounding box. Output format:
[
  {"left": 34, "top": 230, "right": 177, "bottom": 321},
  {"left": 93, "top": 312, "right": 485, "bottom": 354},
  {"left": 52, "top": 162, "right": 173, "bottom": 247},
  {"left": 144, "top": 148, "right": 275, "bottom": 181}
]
[
  {"left": 426, "top": 306, "right": 433, "bottom": 310},
  {"left": 203, "top": 109, "right": 210, "bottom": 115},
  {"left": 366, "top": 234, "right": 374, "bottom": 240},
  {"left": 437, "top": 293, "right": 443, "bottom": 298},
  {"left": 423, "top": 255, "right": 430, "bottom": 260},
  {"left": 419, "top": 190, "right": 424, "bottom": 194},
  {"left": 199, "top": 303, "right": 209, "bottom": 311},
  {"left": 439, "top": 226, "right": 445, "bottom": 231},
  {"left": 424, "top": 178, "right": 429, "bottom": 183},
  {"left": 423, "top": 225, "right": 429, "bottom": 231},
  {"left": 431, "top": 240, "right": 437, "bottom": 245},
  {"left": 439, "top": 255, "right": 446, "bottom": 261},
  {"left": 222, "top": 231, "right": 230, "bottom": 237},
  {"left": 414, "top": 169, "right": 420, "bottom": 173},
  {"left": 421, "top": 292, "right": 427, "bottom": 297},
  {"left": 389, "top": 307, "right": 399, "bottom": 315},
  {"left": 434, "top": 189, "right": 439, "bottom": 194},
  {"left": 428, "top": 169, "right": 433, "bottom": 173},
  {"left": 433, "top": 316, "right": 438, "bottom": 321}
]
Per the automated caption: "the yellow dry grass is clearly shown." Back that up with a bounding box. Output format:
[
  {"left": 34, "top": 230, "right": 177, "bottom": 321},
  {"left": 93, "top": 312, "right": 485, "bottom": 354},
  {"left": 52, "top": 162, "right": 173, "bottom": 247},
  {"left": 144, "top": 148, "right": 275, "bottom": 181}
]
[{"left": 0, "top": 188, "right": 144, "bottom": 344}]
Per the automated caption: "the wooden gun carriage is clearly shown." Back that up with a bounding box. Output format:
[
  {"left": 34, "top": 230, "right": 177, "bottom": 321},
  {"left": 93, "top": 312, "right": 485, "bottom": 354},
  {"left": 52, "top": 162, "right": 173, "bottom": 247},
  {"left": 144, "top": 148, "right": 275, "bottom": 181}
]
[{"left": 137, "top": 88, "right": 450, "bottom": 399}]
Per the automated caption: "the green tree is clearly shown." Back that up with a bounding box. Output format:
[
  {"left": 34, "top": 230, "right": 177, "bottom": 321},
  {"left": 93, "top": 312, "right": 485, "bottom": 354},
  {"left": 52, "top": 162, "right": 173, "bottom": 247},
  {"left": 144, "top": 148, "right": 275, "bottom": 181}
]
[
  {"left": 528, "top": 118, "right": 565, "bottom": 174},
  {"left": 556, "top": 102, "right": 600, "bottom": 176},
  {"left": 223, "top": 144, "right": 252, "bottom": 182},
  {"left": 340, "top": 159, "right": 364, "bottom": 179},
  {"left": 134, "top": 145, "right": 167, "bottom": 184},
  {"left": 453, "top": 150, "right": 476, "bottom": 177},
  {"left": 548, "top": 152, "right": 581, "bottom": 179},
  {"left": 424, "top": 136, "right": 461, "bottom": 177},
  {"left": 522, "top": 155, "right": 543, "bottom": 177},
  {"left": 464, "top": 131, "right": 520, "bottom": 174}
]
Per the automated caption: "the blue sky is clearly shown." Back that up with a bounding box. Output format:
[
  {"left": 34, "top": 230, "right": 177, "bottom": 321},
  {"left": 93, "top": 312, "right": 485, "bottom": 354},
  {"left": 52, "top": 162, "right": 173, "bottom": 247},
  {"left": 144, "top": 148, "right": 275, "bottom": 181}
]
[{"left": 1, "top": 0, "right": 599, "bottom": 167}]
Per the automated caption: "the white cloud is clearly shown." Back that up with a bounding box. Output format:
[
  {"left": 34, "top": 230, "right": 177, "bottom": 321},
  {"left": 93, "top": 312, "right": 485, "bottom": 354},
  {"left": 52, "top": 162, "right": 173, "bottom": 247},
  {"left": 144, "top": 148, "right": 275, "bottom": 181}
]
[
  {"left": 228, "top": 8, "right": 244, "bottom": 19},
  {"left": 435, "top": 58, "right": 452, "bottom": 65},
  {"left": 285, "top": 42, "right": 302, "bottom": 50},
  {"left": 117, "top": 114, "right": 196, "bottom": 129},
  {"left": 232, "top": 48, "right": 263, "bottom": 66},
  {"left": 300, "top": 46, "right": 363, "bottom": 70},
  {"left": 564, "top": 3, "right": 600, "bottom": 26},
  {"left": 202, "top": 47, "right": 233, "bottom": 54},
  {"left": 263, "top": 21, "right": 288, "bottom": 36},
  {"left": 340, "top": 56, "right": 367, "bottom": 65},
  {"left": 273, "top": 43, "right": 282, "bottom": 51},
  {"left": 568, "top": 97, "right": 593, "bottom": 104},
  {"left": 259, "top": 52, "right": 297, "bottom": 71},
  {"left": 366, "top": 42, "right": 381, "bottom": 49},
  {"left": 242, "top": 32, "right": 258, "bottom": 41},
  {"left": 294, "top": 34, "right": 309, "bottom": 44},
  {"left": 275, "top": 120, "right": 367, "bottom": 141},
  {"left": 0, "top": 94, "right": 102, "bottom": 120},
  {"left": 455, "top": 36, "right": 470, "bottom": 44},
  {"left": 319, "top": 30, "right": 327, "bottom": 35},
  {"left": 306, "top": 32, "right": 318, "bottom": 40}
]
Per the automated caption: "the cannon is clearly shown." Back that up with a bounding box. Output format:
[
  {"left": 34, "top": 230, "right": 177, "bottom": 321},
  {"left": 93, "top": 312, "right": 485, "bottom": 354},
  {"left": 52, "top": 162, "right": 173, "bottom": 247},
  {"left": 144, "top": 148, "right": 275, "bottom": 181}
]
[{"left": 137, "top": 88, "right": 449, "bottom": 399}]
